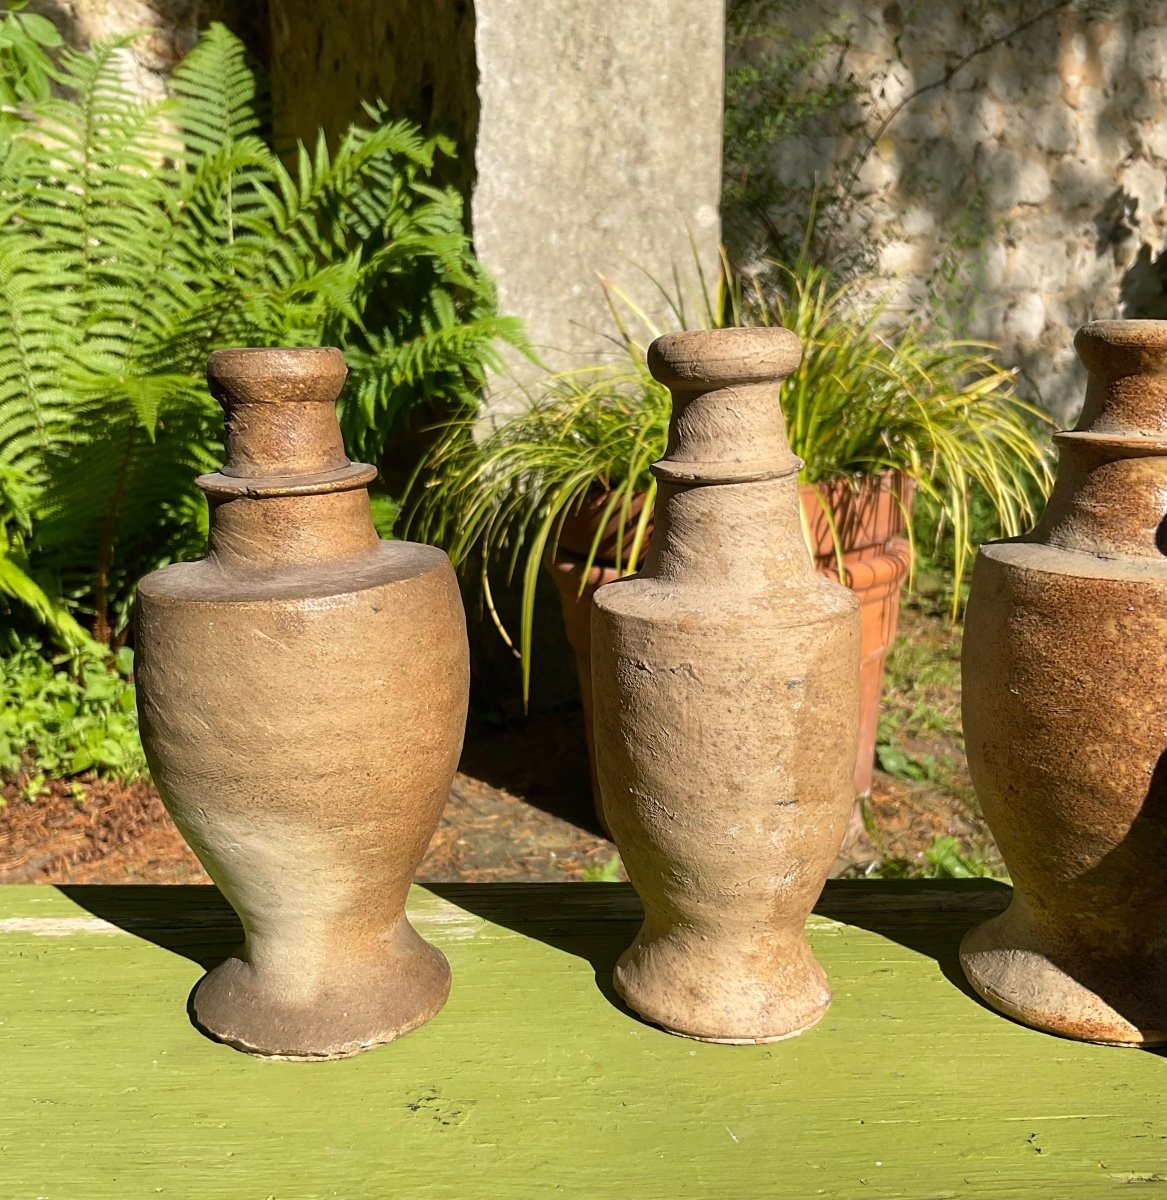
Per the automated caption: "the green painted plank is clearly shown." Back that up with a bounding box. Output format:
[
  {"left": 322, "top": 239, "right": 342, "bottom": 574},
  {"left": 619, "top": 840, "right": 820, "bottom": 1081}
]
[{"left": 0, "top": 881, "right": 1162, "bottom": 1200}]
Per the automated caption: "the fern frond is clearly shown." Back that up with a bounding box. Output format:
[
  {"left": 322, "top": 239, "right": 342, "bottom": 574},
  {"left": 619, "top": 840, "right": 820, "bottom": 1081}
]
[
  {"left": 0, "top": 525, "right": 93, "bottom": 647},
  {"left": 169, "top": 21, "right": 265, "bottom": 156},
  {"left": 1, "top": 23, "right": 524, "bottom": 642}
]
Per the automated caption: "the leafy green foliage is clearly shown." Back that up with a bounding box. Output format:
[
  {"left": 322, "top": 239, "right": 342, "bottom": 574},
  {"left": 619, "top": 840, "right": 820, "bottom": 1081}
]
[
  {"left": 864, "top": 604, "right": 1005, "bottom": 879},
  {"left": 866, "top": 835, "right": 1001, "bottom": 880},
  {"left": 0, "top": 23, "right": 525, "bottom": 642},
  {"left": 581, "top": 853, "right": 624, "bottom": 883},
  {"left": 0, "top": 641, "right": 145, "bottom": 792},
  {"left": 769, "top": 265, "right": 1053, "bottom": 615},
  {"left": 407, "top": 364, "right": 662, "bottom": 695},
  {"left": 0, "top": 3, "right": 60, "bottom": 119},
  {"left": 875, "top": 604, "right": 965, "bottom": 788}
]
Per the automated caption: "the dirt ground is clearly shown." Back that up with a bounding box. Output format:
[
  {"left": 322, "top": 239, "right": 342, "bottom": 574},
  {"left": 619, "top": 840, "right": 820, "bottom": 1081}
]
[{"left": 0, "top": 608, "right": 999, "bottom": 886}]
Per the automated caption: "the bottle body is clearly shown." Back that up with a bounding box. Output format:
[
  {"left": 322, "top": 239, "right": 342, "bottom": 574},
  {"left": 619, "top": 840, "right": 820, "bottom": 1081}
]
[
  {"left": 135, "top": 348, "right": 469, "bottom": 1059},
  {"left": 960, "top": 321, "right": 1167, "bottom": 1046},
  {"left": 592, "top": 329, "right": 860, "bottom": 1043}
]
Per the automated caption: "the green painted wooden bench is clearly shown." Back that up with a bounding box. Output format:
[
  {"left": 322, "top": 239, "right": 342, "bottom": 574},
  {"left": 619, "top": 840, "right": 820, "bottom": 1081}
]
[{"left": 2, "top": 880, "right": 1163, "bottom": 1198}]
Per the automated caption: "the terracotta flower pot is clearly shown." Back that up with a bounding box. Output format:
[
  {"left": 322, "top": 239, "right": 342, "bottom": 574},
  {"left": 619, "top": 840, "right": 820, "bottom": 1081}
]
[
  {"left": 549, "top": 472, "right": 910, "bottom": 825},
  {"left": 591, "top": 328, "right": 860, "bottom": 1042},
  {"left": 800, "top": 473, "right": 913, "bottom": 796},
  {"left": 959, "top": 320, "right": 1167, "bottom": 1046},
  {"left": 557, "top": 488, "right": 653, "bottom": 564},
  {"left": 135, "top": 348, "right": 470, "bottom": 1059},
  {"left": 546, "top": 556, "right": 623, "bottom": 833}
]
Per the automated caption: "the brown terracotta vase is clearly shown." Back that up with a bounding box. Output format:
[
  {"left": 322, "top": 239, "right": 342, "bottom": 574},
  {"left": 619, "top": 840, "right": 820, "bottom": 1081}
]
[
  {"left": 135, "top": 348, "right": 469, "bottom": 1059},
  {"left": 591, "top": 328, "right": 861, "bottom": 1043},
  {"left": 959, "top": 319, "right": 1167, "bottom": 1046}
]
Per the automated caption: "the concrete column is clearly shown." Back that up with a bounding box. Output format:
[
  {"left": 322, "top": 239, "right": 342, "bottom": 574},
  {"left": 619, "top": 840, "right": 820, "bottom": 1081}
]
[{"left": 469, "top": 1, "right": 724, "bottom": 380}]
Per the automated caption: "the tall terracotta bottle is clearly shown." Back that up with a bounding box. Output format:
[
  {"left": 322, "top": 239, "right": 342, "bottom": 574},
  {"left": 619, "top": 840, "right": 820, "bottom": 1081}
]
[
  {"left": 136, "top": 348, "right": 469, "bottom": 1059},
  {"left": 591, "top": 328, "right": 861, "bottom": 1043},
  {"left": 960, "top": 320, "right": 1167, "bottom": 1046}
]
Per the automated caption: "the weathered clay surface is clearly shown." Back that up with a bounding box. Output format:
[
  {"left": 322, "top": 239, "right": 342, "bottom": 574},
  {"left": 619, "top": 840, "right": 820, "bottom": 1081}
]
[
  {"left": 591, "top": 328, "right": 861, "bottom": 1043},
  {"left": 135, "top": 348, "right": 469, "bottom": 1059},
  {"left": 960, "top": 319, "right": 1167, "bottom": 1046}
]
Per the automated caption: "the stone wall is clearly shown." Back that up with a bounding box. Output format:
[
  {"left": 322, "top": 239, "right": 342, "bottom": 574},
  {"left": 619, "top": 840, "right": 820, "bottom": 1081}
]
[{"left": 732, "top": 0, "right": 1167, "bottom": 421}]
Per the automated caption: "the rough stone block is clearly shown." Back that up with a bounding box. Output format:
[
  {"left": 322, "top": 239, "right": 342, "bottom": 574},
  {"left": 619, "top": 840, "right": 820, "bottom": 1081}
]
[
  {"left": 977, "top": 147, "right": 1052, "bottom": 210},
  {"left": 1119, "top": 157, "right": 1167, "bottom": 223},
  {"left": 1130, "top": 25, "right": 1167, "bottom": 81},
  {"left": 908, "top": 137, "right": 966, "bottom": 199},
  {"left": 853, "top": 141, "right": 901, "bottom": 196},
  {"left": 1000, "top": 292, "right": 1047, "bottom": 345},
  {"left": 1031, "top": 107, "right": 1079, "bottom": 156},
  {"left": 968, "top": 97, "right": 1006, "bottom": 143},
  {"left": 900, "top": 205, "right": 937, "bottom": 238},
  {"left": 878, "top": 238, "right": 927, "bottom": 276},
  {"left": 1052, "top": 159, "right": 1115, "bottom": 211},
  {"left": 29, "top": 0, "right": 264, "bottom": 100}
]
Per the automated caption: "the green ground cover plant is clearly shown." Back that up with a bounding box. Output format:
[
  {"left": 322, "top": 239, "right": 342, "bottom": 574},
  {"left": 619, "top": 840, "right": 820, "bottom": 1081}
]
[
  {"left": 864, "top": 602, "right": 1005, "bottom": 879},
  {"left": 867, "top": 834, "right": 1000, "bottom": 880},
  {"left": 0, "top": 15, "right": 523, "bottom": 645},
  {"left": 875, "top": 607, "right": 965, "bottom": 789},
  {"left": 0, "top": 641, "right": 144, "bottom": 798}
]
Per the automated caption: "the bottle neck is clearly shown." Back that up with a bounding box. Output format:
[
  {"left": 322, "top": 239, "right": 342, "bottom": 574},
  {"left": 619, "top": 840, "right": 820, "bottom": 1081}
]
[
  {"left": 1030, "top": 433, "right": 1167, "bottom": 560},
  {"left": 200, "top": 463, "right": 381, "bottom": 572},
  {"left": 220, "top": 398, "right": 349, "bottom": 479},
  {"left": 206, "top": 488, "right": 380, "bottom": 572},
  {"left": 644, "top": 474, "right": 814, "bottom": 591},
  {"left": 641, "top": 329, "right": 809, "bottom": 589},
  {"left": 653, "top": 378, "right": 801, "bottom": 486},
  {"left": 197, "top": 347, "right": 375, "bottom": 570}
]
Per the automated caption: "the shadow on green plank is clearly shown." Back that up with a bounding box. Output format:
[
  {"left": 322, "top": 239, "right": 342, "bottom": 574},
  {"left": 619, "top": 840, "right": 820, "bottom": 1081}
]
[
  {"left": 56, "top": 879, "right": 1025, "bottom": 1047},
  {"left": 57, "top": 878, "right": 1165, "bottom": 1056}
]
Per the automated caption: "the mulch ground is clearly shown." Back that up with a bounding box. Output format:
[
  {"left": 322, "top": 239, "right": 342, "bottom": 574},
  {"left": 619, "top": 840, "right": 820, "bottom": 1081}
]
[{"left": 0, "top": 706, "right": 994, "bottom": 886}]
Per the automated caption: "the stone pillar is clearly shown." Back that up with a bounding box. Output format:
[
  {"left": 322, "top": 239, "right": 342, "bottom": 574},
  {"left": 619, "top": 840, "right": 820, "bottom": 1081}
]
[
  {"left": 267, "top": 0, "right": 725, "bottom": 390},
  {"left": 470, "top": 2, "right": 723, "bottom": 381}
]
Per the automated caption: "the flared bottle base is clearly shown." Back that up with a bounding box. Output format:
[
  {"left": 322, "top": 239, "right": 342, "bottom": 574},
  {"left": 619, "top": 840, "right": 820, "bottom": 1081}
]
[
  {"left": 612, "top": 925, "right": 832, "bottom": 1044},
  {"left": 960, "top": 909, "right": 1167, "bottom": 1047},
  {"left": 191, "top": 930, "right": 451, "bottom": 1060}
]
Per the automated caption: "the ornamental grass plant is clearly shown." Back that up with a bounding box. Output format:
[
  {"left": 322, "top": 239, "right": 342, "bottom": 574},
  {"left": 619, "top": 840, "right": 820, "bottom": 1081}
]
[{"left": 407, "top": 252, "right": 1054, "bottom": 701}]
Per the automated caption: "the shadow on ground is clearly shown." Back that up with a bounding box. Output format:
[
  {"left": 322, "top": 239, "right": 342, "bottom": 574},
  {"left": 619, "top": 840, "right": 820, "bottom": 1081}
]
[
  {"left": 428, "top": 878, "right": 1014, "bottom": 1029},
  {"left": 58, "top": 883, "right": 239, "bottom": 972},
  {"left": 458, "top": 711, "right": 599, "bottom": 834}
]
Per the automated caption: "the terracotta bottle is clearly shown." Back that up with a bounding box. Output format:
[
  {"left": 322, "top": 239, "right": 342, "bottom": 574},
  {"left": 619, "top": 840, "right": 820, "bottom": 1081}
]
[
  {"left": 135, "top": 348, "right": 469, "bottom": 1059},
  {"left": 960, "top": 320, "right": 1167, "bottom": 1046},
  {"left": 591, "top": 328, "right": 861, "bottom": 1043}
]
